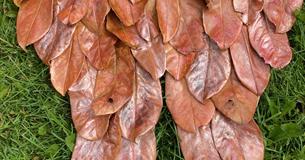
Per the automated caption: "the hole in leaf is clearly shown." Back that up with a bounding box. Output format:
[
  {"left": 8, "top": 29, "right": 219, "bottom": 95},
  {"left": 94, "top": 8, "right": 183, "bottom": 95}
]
[{"left": 108, "top": 98, "right": 114, "bottom": 103}]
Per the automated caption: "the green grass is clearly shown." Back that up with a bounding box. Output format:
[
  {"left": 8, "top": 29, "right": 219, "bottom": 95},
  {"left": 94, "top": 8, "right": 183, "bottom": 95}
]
[{"left": 0, "top": 1, "right": 304, "bottom": 159}]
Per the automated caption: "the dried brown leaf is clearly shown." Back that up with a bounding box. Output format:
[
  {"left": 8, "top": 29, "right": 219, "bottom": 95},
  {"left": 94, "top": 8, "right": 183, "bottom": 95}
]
[
  {"left": 50, "top": 24, "right": 85, "bottom": 96},
  {"left": 233, "top": 0, "right": 263, "bottom": 24},
  {"left": 119, "top": 64, "right": 162, "bottom": 140},
  {"left": 186, "top": 36, "right": 231, "bottom": 102},
  {"left": 109, "top": 0, "right": 147, "bottom": 26},
  {"left": 131, "top": 36, "right": 166, "bottom": 79},
  {"left": 34, "top": 1, "right": 76, "bottom": 64},
  {"left": 249, "top": 14, "right": 292, "bottom": 68},
  {"left": 116, "top": 129, "right": 157, "bottom": 160},
  {"left": 16, "top": 0, "right": 53, "bottom": 50},
  {"left": 264, "top": 0, "right": 303, "bottom": 33},
  {"left": 69, "top": 63, "right": 110, "bottom": 140},
  {"left": 230, "top": 26, "right": 270, "bottom": 95},
  {"left": 156, "top": 0, "right": 180, "bottom": 42},
  {"left": 212, "top": 71, "right": 259, "bottom": 124},
  {"left": 92, "top": 45, "right": 135, "bottom": 115},
  {"left": 203, "top": 0, "right": 243, "bottom": 49},
  {"left": 58, "top": 0, "right": 88, "bottom": 25},
  {"left": 177, "top": 125, "right": 221, "bottom": 160},
  {"left": 170, "top": 0, "right": 206, "bottom": 55},
  {"left": 165, "top": 44, "right": 196, "bottom": 80},
  {"left": 166, "top": 74, "right": 215, "bottom": 133},
  {"left": 211, "top": 112, "right": 264, "bottom": 160},
  {"left": 71, "top": 115, "right": 122, "bottom": 160}
]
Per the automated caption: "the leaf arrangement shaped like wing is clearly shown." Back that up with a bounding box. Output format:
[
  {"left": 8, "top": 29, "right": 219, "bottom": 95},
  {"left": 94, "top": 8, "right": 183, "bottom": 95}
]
[{"left": 15, "top": 0, "right": 303, "bottom": 159}]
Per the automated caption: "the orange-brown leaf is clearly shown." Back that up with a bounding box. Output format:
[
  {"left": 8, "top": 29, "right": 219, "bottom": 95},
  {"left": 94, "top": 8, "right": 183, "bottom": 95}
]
[
  {"left": 166, "top": 74, "right": 215, "bottom": 133},
  {"left": 34, "top": 1, "right": 76, "bottom": 64},
  {"left": 248, "top": 14, "right": 292, "bottom": 68},
  {"left": 16, "top": 0, "right": 53, "bottom": 50},
  {"left": 109, "top": 0, "right": 147, "bottom": 26},
  {"left": 106, "top": 13, "right": 146, "bottom": 48},
  {"left": 116, "top": 129, "right": 157, "bottom": 160},
  {"left": 69, "top": 63, "right": 110, "bottom": 140},
  {"left": 186, "top": 36, "right": 231, "bottom": 102},
  {"left": 131, "top": 36, "right": 166, "bottom": 79},
  {"left": 92, "top": 45, "right": 135, "bottom": 115},
  {"left": 230, "top": 26, "right": 270, "bottom": 95},
  {"left": 211, "top": 112, "right": 264, "bottom": 160},
  {"left": 119, "top": 64, "right": 162, "bottom": 140},
  {"left": 169, "top": 0, "right": 206, "bottom": 55},
  {"left": 156, "top": 0, "right": 180, "bottom": 42},
  {"left": 58, "top": 0, "right": 88, "bottom": 25},
  {"left": 50, "top": 24, "right": 85, "bottom": 96},
  {"left": 71, "top": 115, "right": 122, "bottom": 160},
  {"left": 212, "top": 71, "right": 260, "bottom": 124},
  {"left": 177, "top": 125, "right": 221, "bottom": 160},
  {"left": 203, "top": 0, "right": 243, "bottom": 49},
  {"left": 165, "top": 44, "right": 196, "bottom": 80},
  {"left": 78, "top": 27, "right": 117, "bottom": 70},
  {"left": 233, "top": 0, "right": 264, "bottom": 24}
]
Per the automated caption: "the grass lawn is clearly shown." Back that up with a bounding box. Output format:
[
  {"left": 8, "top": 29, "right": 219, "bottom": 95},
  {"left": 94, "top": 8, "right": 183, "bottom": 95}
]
[{"left": 0, "top": 1, "right": 304, "bottom": 160}]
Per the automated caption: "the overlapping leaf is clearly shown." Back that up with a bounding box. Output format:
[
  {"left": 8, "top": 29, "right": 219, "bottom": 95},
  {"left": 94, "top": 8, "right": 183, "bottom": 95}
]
[
  {"left": 116, "top": 129, "right": 157, "bottom": 160},
  {"left": 78, "top": 27, "right": 117, "bottom": 70},
  {"left": 69, "top": 63, "right": 110, "bottom": 140},
  {"left": 233, "top": 0, "right": 263, "bottom": 24},
  {"left": 34, "top": 0, "right": 76, "bottom": 64},
  {"left": 156, "top": 0, "right": 180, "bottom": 42},
  {"left": 109, "top": 0, "right": 147, "bottom": 26},
  {"left": 230, "top": 26, "right": 270, "bottom": 95},
  {"left": 119, "top": 64, "right": 162, "bottom": 140},
  {"left": 165, "top": 44, "right": 196, "bottom": 80},
  {"left": 91, "top": 45, "right": 135, "bottom": 115},
  {"left": 186, "top": 36, "right": 231, "bottom": 103},
  {"left": 166, "top": 74, "right": 215, "bottom": 133},
  {"left": 16, "top": 0, "right": 53, "bottom": 50},
  {"left": 203, "top": 0, "right": 243, "bottom": 49},
  {"left": 212, "top": 71, "right": 260, "bottom": 124},
  {"left": 264, "top": 0, "right": 303, "bottom": 33},
  {"left": 169, "top": 0, "right": 206, "bottom": 55},
  {"left": 50, "top": 24, "right": 85, "bottom": 96},
  {"left": 81, "top": 0, "right": 110, "bottom": 35},
  {"left": 177, "top": 125, "right": 221, "bottom": 160},
  {"left": 211, "top": 112, "right": 264, "bottom": 160},
  {"left": 71, "top": 115, "right": 122, "bottom": 160},
  {"left": 58, "top": 0, "right": 88, "bottom": 25},
  {"left": 249, "top": 14, "right": 293, "bottom": 68}
]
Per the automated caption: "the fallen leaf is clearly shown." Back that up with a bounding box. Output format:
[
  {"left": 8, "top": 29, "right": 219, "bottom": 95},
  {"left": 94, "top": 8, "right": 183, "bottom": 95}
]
[
  {"left": 177, "top": 125, "right": 221, "bottom": 160},
  {"left": 116, "top": 129, "right": 157, "bottom": 160},
  {"left": 109, "top": 0, "right": 147, "bottom": 26},
  {"left": 156, "top": 0, "right": 180, "bottom": 42},
  {"left": 170, "top": 0, "right": 206, "bottom": 54},
  {"left": 233, "top": 0, "right": 264, "bottom": 24},
  {"left": 263, "top": 0, "right": 303, "bottom": 33},
  {"left": 131, "top": 36, "right": 166, "bottom": 79},
  {"left": 230, "top": 26, "right": 270, "bottom": 95},
  {"left": 71, "top": 115, "right": 122, "bottom": 160},
  {"left": 212, "top": 71, "right": 259, "bottom": 124},
  {"left": 69, "top": 63, "right": 111, "bottom": 140},
  {"left": 166, "top": 74, "right": 215, "bottom": 133},
  {"left": 92, "top": 45, "right": 135, "bottom": 115},
  {"left": 119, "top": 64, "right": 162, "bottom": 140},
  {"left": 211, "top": 112, "right": 264, "bottom": 160},
  {"left": 34, "top": 0, "right": 76, "bottom": 64},
  {"left": 50, "top": 24, "right": 85, "bottom": 96},
  {"left": 203, "top": 0, "right": 243, "bottom": 49},
  {"left": 16, "top": 0, "right": 53, "bottom": 50},
  {"left": 58, "top": 0, "right": 88, "bottom": 25},
  {"left": 248, "top": 13, "right": 292, "bottom": 68},
  {"left": 165, "top": 44, "right": 196, "bottom": 80},
  {"left": 186, "top": 36, "right": 231, "bottom": 102}
]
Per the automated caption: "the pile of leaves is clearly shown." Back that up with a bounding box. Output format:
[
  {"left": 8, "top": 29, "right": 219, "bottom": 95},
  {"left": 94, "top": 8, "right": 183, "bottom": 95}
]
[{"left": 14, "top": 0, "right": 303, "bottom": 159}]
